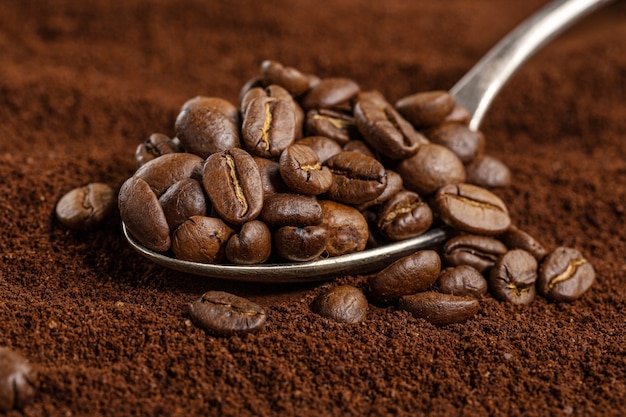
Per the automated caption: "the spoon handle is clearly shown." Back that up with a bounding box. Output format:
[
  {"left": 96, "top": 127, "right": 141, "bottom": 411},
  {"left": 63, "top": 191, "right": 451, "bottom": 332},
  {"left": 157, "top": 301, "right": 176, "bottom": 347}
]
[{"left": 450, "top": 0, "right": 614, "bottom": 131}]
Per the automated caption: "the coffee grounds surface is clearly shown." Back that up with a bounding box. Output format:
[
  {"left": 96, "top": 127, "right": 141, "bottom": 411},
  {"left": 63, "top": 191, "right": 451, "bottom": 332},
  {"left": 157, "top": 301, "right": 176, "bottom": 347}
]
[{"left": 1, "top": 0, "right": 626, "bottom": 415}]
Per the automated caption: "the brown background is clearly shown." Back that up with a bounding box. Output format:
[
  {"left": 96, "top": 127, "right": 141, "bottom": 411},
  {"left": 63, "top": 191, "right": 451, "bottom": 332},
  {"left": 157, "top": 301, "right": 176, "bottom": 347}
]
[{"left": 1, "top": 0, "right": 626, "bottom": 415}]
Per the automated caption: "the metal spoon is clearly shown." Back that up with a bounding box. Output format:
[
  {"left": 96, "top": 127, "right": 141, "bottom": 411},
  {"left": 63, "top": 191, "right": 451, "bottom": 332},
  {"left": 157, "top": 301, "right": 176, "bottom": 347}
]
[{"left": 122, "top": 0, "right": 613, "bottom": 283}]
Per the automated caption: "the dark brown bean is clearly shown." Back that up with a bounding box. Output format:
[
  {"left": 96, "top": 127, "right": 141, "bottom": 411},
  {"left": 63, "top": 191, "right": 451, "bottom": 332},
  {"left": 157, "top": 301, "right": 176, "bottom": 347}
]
[
  {"left": 377, "top": 190, "right": 433, "bottom": 241},
  {"left": 398, "top": 291, "right": 480, "bottom": 326},
  {"left": 305, "top": 108, "right": 358, "bottom": 145},
  {"left": 296, "top": 136, "right": 343, "bottom": 163},
  {"left": 279, "top": 144, "right": 333, "bottom": 195},
  {"left": 189, "top": 291, "right": 266, "bottom": 337},
  {"left": 500, "top": 225, "right": 547, "bottom": 261},
  {"left": 134, "top": 152, "right": 204, "bottom": 196},
  {"left": 444, "top": 104, "right": 471, "bottom": 124},
  {"left": 301, "top": 77, "right": 360, "bottom": 111},
  {"left": 356, "top": 170, "right": 403, "bottom": 211},
  {"left": 253, "top": 157, "right": 289, "bottom": 197},
  {"left": 324, "top": 151, "right": 387, "bottom": 204},
  {"left": 260, "top": 60, "right": 310, "bottom": 96},
  {"left": 313, "top": 285, "right": 368, "bottom": 324},
  {"left": 537, "top": 247, "right": 595, "bottom": 302},
  {"left": 465, "top": 154, "right": 512, "bottom": 188},
  {"left": 0, "top": 347, "right": 35, "bottom": 412},
  {"left": 180, "top": 96, "right": 240, "bottom": 127},
  {"left": 442, "top": 234, "right": 508, "bottom": 273},
  {"left": 342, "top": 140, "right": 376, "bottom": 158},
  {"left": 158, "top": 178, "right": 208, "bottom": 231},
  {"left": 135, "top": 133, "right": 179, "bottom": 167},
  {"left": 436, "top": 265, "right": 488, "bottom": 297},
  {"left": 259, "top": 193, "right": 322, "bottom": 227},
  {"left": 394, "top": 90, "right": 455, "bottom": 128},
  {"left": 56, "top": 183, "right": 115, "bottom": 231},
  {"left": 241, "top": 95, "right": 296, "bottom": 158},
  {"left": 425, "top": 122, "right": 485, "bottom": 164},
  {"left": 273, "top": 225, "right": 329, "bottom": 262},
  {"left": 171, "top": 216, "right": 234, "bottom": 263},
  {"left": 319, "top": 200, "right": 368, "bottom": 256},
  {"left": 490, "top": 249, "right": 538, "bottom": 305},
  {"left": 225, "top": 220, "right": 272, "bottom": 265}
]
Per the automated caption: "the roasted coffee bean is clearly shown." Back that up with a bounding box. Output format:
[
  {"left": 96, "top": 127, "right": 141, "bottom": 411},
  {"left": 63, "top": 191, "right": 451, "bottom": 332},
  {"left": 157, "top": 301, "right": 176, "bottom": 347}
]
[
  {"left": 260, "top": 193, "right": 322, "bottom": 227},
  {"left": 377, "top": 190, "right": 433, "bottom": 241},
  {"left": 442, "top": 234, "right": 508, "bottom": 273},
  {"left": 296, "top": 136, "right": 343, "bottom": 163},
  {"left": 465, "top": 154, "right": 511, "bottom": 188},
  {"left": 158, "top": 178, "right": 207, "bottom": 231},
  {"left": 134, "top": 152, "right": 204, "bottom": 196},
  {"left": 354, "top": 90, "right": 426, "bottom": 159},
  {"left": 319, "top": 200, "right": 368, "bottom": 256},
  {"left": 260, "top": 60, "right": 310, "bottom": 97},
  {"left": 301, "top": 77, "right": 360, "bottom": 111},
  {"left": 273, "top": 224, "right": 329, "bottom": 262},
  {"left": 313, "top": 285, "right": 368, "bottom": 324},
  {"left": 500, "top": 225, "right": 546, "bottom": 261},
  {"left": 180, "top": 96, "right": 240, "bottom": 127},
  {"left": 490, "top": 249, "right": 538, "bottom": 305},
  {"left": 135, "top": 133, "right": 179, "bottom": 167},
  {"left": 0, "top": 347, "right": 35, "bottom": 412},
  {"left": 356, "top": 169, "right": 403, "bottom": 211},
  {"left": 342, "top": 140, "right": 376, "bottom": 158},
  {"left": 394, "top": 90, "right": 455, "bottom": 128},
  {"left": 241, "top": 95, "right": 296, "bottom": 158},
  {"left": 537, "top": 247, "right": 595, "bottom": 302},
  {"left": 225, "top": 220, "right": 272, "bottom": 265},
  {"left": 434, "top": 183, "right": 510, "bottom": 235},
  {"left": 119, "top": 176, "right": 170, "bottom": 252},
  {"left": 189, "top": 291, "right": 266, "bottom": 337},
  {"left": 239, "top": 76, "right": 265, "bottom": 104},
  {"left": 444, "top": 104, "right": 471, "bottom": 124},
  {"left": 171, "top": 216, "right": 234, "bottom": 263},
  {"left": 436, "top": 265, "right": 488, "bottom": 297},
  {"left": 368, "top": 250, "right": 441, "bottom": 304},
  {"left": 305, "top": 108, "right": 358, "bottom": 145},
  {"left": 426, "top": 122, "right": 485, "bottom": 164},
  {"left": 253, "top": 157, "right": 289, "bottom": 197},
  {"left": 324, "top": 151, "right": 387, "bottom": 204},
  {"left": 279, "top": 144, "right": 333, "bottom": 195},
  {"left": 175, "top": 100, "right": 240, "bottom": 159},
  {"left": 396, "top": 143, "right": 466, "bottom": 195},
  {"left": 56, "top": 182, "right": 115, "bottom": 231},
  {"left": 203, "top": 148, "right": 264, "bottom": 225},
  {"left": 398, "top": 291, "right": 480, "bottom": 326}
]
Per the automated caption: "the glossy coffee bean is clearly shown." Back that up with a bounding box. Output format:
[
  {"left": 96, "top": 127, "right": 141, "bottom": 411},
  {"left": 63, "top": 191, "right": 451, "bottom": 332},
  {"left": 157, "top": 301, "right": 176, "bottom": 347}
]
[
  {"left": 398, "top": 291, "right": 480, "bottom": 326},
  {"left": 436, "top": 265, "right": 488, "bottom": 297},
  {"left": 56, "top": 182, "right": 115, "bottom": 231},
  {"left": 537, "top": 247, "right": 595, "bottom": 302},
  {"left": 273, "top": 224, "right": 329, "bottom": 262},
  {"left": 319, "top": 200, "right": 368, "bottom": 256},
  {"left": 253, "top": 157, "right": 289, "bottom": 197},
  {"left": 305, "top": 109, "right": 359, "bottom": 145},
  {"left": 377, "top": 190, "right": 432, "bottom": 241},
  {"left": 134, "top": 152, "right": 204, "bottom": 196},
  {"left": 368, "top": 250, "right": 441, "bottom": 304},
  {"left": 203, "top": 148, "right": 264, "bottom": 225},
  {"left": 442, "top": 234, "right": 508, "bottom": 273},
  {"left": 242, "top": 85, "right": 303, "bottom": 140},
  {"left": 158, "top": 178, "right": 208, "bottom": 231},
  {"left": 241, "top": 95, "right": 296, "bottom": 158},
  {"left": 259, "top": 193, "right": 322, "bottom": 227},
  {"left": 296, "top": 136, "right": 343, "bottom": 163},
  {"left": 500, "top": 225, "right": 547, "bottom": 261},
  {"left": 394, "top": 90, "right": 455, "bottom": 128},
  {"left": 465, "top": 154, "right": 511, "bottom": 188},
  {"left": 279, "top": 144, "right": 333, "bottom": 195},
  {"left": 396, "top": 143, "right": 466, "bottom": 195},
  {"left": 356, "top": 169, "right": 403, "bottom": 211},
  {"left": 260, "top": 60, "right": 310, "bottom": 96},
  {"left": 325, "top": 151, "right": 387, "bottom": 204},
  {"left": 425, "top": 122, "right": 485, "bottom": 164},
  {"left": 301, "top": 77, "right": 360, "bottom": 111},
  {"left": 0, "top": 347, "right": 35, "bottom": 412},
  {"left": 225, "top": 220, "right": 272, "bottom": 265},
  {"left": 189, "top": 291, "right": 266, "bottom": 337},
  {"left": 118, "top": 176, "right": 170, "bottom": 252},
  {"left": 342, "top": 140, "right": 376, "bottom": 158},
  {"left": 135, "top": 133, "right": 179, "bottom": 167},
  {"left": 444, "top": 104, "right": 471, "bottom": 124},
  {"left": 180, "top": 96, "right": 240, "bottom": 127},
  {"left": 171, "top": 216, "right": 234, "bottom": 263},
  {"left": 490, "top": 249, "right": 538, "bottom": 305},
  {"left": 313, "top": 285, "right": 368, "bottom": 324},
  {"left": 434, "top": 183, "right": 510, "bottom": 235}
]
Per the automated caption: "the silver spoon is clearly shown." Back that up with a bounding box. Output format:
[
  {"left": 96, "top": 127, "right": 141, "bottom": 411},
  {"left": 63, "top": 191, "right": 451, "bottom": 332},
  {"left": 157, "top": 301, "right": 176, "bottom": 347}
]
[{"left": 122, "top": 0, "right": 613, "bottom": 283}]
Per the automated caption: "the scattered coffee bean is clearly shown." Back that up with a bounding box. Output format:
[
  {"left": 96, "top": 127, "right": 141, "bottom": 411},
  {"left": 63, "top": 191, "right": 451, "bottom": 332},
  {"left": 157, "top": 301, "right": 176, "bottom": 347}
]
[
  {"left": 171, "top": 216, "right": 233, "bottom": 263},
  {"left": 279, "top": 143, "right": 333, "bottom": 195},
  {"left": 537, "top": 247, "right": 595, "bottom": 302},
  {"left": 313, "top": 285, "right": 368, "bottom": 324},
  {"left": 395, "top": 90, "right": 456, "bottom": 129},
  {"left": 225, "top": 220, "right": 272, "bottom": 265},
  {"left": 56, "top": 182, "right": 115, "bottom": 231},
  {"left": 0, "top": 347, "right": 35, "bottom": 412},
  {"left": 377, "top": 190, "right": 433, "bottom": 241},
  {"left": 465, "top": 154, "right": 511, "bottom": 188},
  {"left": 398, "top": 291, "right": 480, "bottom": 326},
  {"left": 319, "top": 200, "right": 368, "bottom": 256},
  {"left": 324, "top": 151, "right": 387, "bottom": 204},
  {"left": 436, "top": 265, "right": 488, "bottom": 297},
  {"left": 189, "top": 291, "right": 266, "bottom": 337},
  {"left": 442, "top": 234, "right": 508, "bottom": 274},
  {"left": 500, "top": 225, "right": 547, "bottom": 261},
  {"left": 490, "top": 249, "right": 538, "bottom": 305}
]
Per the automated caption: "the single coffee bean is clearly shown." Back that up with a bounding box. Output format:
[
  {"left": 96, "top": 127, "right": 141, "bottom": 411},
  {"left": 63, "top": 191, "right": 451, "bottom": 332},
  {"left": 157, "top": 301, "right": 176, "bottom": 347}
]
[
  {"left": 537, "top": 247, "right": 595, "bottom": 302},
  {"left": 171, "top": 216, "right": 234, "bottom": 263},
  {"left": 342, "top": 140, "right": 376, "bottom": 158},
  {"left": 465, "top": 154, "right": 512, "bottom": 188},
  {"left": 260, "top": 193, "right": 322, "bottom": 227},
  {"left": 324, "top": 151, "right": 387, "bottom": 204},
  {"left": 436, "top": 265, "right": 488, "bottom": 297},
  {"left": 134, "top": 152, "right": 204, "bottom": 196},
  {"left": 158, "top": 178, "right": 207, "bottom": 231},
  {"left": 0, "top": 347, "right": 35, "bottom": 412},
  {"left": 319, "top": 200, "right": 368, "bottom": 256},
  {"left": 396, "top": 143, "right": 466, "bottom": 195},
  {"left": 118, "top": 176, "right": 171, "bottom": 252},
  {"left": 434, "top": 183, "right": 511, "bottom": 235},
  {"left": 260, "top": 60, "right": 310, "bottom": 96},
  {"left": 490, "top": 249, "right": 538, "bottom": 305},
  {"left": 305, "top": 108, "right": 358, "bottom": 145},
  {"left": 239, "top": 76, "right": 265, "bottom": 105},
  {"left": 377, "top": 190, "right": 433, "bottom": 241},
  {"left": 354, "top": 90, "right": 426, "bottom": 159},
  {"left": 368, "top": 250, "right": 441, "bottom": 304},
  {"left": 135, "top": 133, "right": 179, "bottom": 167},
  {"left": 444, "top": 104, "right": 471, "bottom": 124},
  {"left": 442, "top": 234, "right": 508, "bottom": 273},
  {"left": 296, "top": 136, "right": 343, "bottom": 163},
  {"left": 253, "top": 157, "right": 289, "bottom": 197},
  {"left": 189, "top": 291, "right": 266, "bottom": 337},
  {"left": 425, "top": 122, "right": 485, "bottom": 164},
  {"left": 273, "top": 224, "right": 329, "bottom": 262},
  {"left": 313, "top": 285, "right": 368, "bottom": 324},
  {"left": 225, "top": 220, "right": 272, "bottom": 265},
  {"left": 279, "top": 144, "right": 333, "bottom": 195},
  {"left": 398, "top": 291, "right": 480, "bottom": 326},
  {"left": 241, "top": 95, "right": 296, "bottom": 158},
  {"left": 203, "top": 148, "right": 264, "bottom": 225},
  {"left": 180, "top": 96, "right": 240, "bottom": 127},
  {"left": 56, "top": 182, "right": 115, "bottom": 231},
  {"left": 500, "top": 225, "right": 547, "bottom": 261},
  {"left": 356, "top": 170, "right": 403, "bottom": 211},
  {"left": 394, "top": 90, "right": 456, "bottom": 128},
  {"left": 300, "top": 77, "right": 360, "bottom": 111}
]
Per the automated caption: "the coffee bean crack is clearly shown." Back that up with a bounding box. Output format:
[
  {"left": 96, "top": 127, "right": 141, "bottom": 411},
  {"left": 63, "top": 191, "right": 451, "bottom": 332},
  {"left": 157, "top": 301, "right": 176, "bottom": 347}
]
[
  {"left": 225, "top": 154, "right": 249, "bottom": 217},
  {"left": 547, "top": 258, "right": 588, "bottom": 290}
]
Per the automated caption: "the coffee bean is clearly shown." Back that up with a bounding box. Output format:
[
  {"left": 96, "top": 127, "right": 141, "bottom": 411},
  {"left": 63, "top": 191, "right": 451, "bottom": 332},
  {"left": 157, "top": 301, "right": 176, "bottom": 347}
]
[
  {"left": 260, "top": 60, "right": 310, "bottom": 96},
  {"left": 253, "top": 156, "right": 289, "bottom": 197},
  {"left": 171, "top": 216, "right": 234, "bottom": 263},
  {"left": 324, "top": 151, "right": 387, "bottom": 204},
  {"left": 436, "top": 265, "right": 488, "bottom": 297},
  {"left": 135, "top": 133, "right": 180, "bottom": 167},
  {"left": 444, "top": 104, "right": 471, "bottom": 124},
  {"left": 442, "top": 234, "right": 508, "bottom": 273},
  {"left": 319, "top": 200, "right": 368, "bottom": 256},
  {"left": 279, "top": 144, "right": 333, "bottom": 195},
  {"left": 301, "top": 77, "right": 360, "bottom": 111},
  {"left": 368, "top": 250, "right": 441, "bottom": 304},
  {"left": 313, "top": 285, "right": 368, "bottom": 324},
  {"left": 434, "top": 183, "right": 510, "bottom": 235},
  {"left": 134, "top": 152, "right": 204, "bottom": 196},
  {"left": 396, "top": 143, "right": 466, "bottom": 195},
  {"left": 180, "top": 96, "right": 240, "bottom": 127},
  {"left": 56, "top": 182, "right": 115, "bottom": 231},
  {"left": 490, "top": 249, "right": 538, "bottom": 305},
  {"left": 158, "top": 178, "right": 208, "bottom": 231},
  {"left": 342, "top": 140, "right": 376, "bottom": 158},
  {"left": 398, "top": 291, "right": 480, "bottom": 326},
  {"left": 394, "top": 90, "right": 455, "bottom": 128},
  {"left": 537, "top": 247, "right": 595, "bottom": 302},
  {"left": 273, "top": 224, "right": 329, "bottom": 262},
  {"left": 500, "top": 225, "right": 547, "bottom": 261},
  {"left": 296, "top": 136, "right": 343, "bottom": 163},
  {"left": 425, "top": 122, "right": 485, "bottom": 164},
  {"left": 225, "top": 220, "right": 272, "bottom": 265},
  {"left": 356, "top": 169, "right": 403, "bottom": 211},
  {"left": 465, "top": 154, "right": 511, "bottom": 188},
  {"left": 203, "top": 148, "right": 264, "bottom": 225},
  {"left": 305, "top": 108, "right": 358, "bottom": 145},
  {"left": 259, "top": 193, "right": 322, "bottom": 227},
  {"left": 0, "top": 347, "right": 35, "bottom": 412},
  {"left": 377, "top": 190, "right": 433, "bottom": 241},
  {"left": 241, "top": 95, "right": 296, "bottom": 158},
  {"left": 189, "top": 291, "right": 266, "bottom": 337}
]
